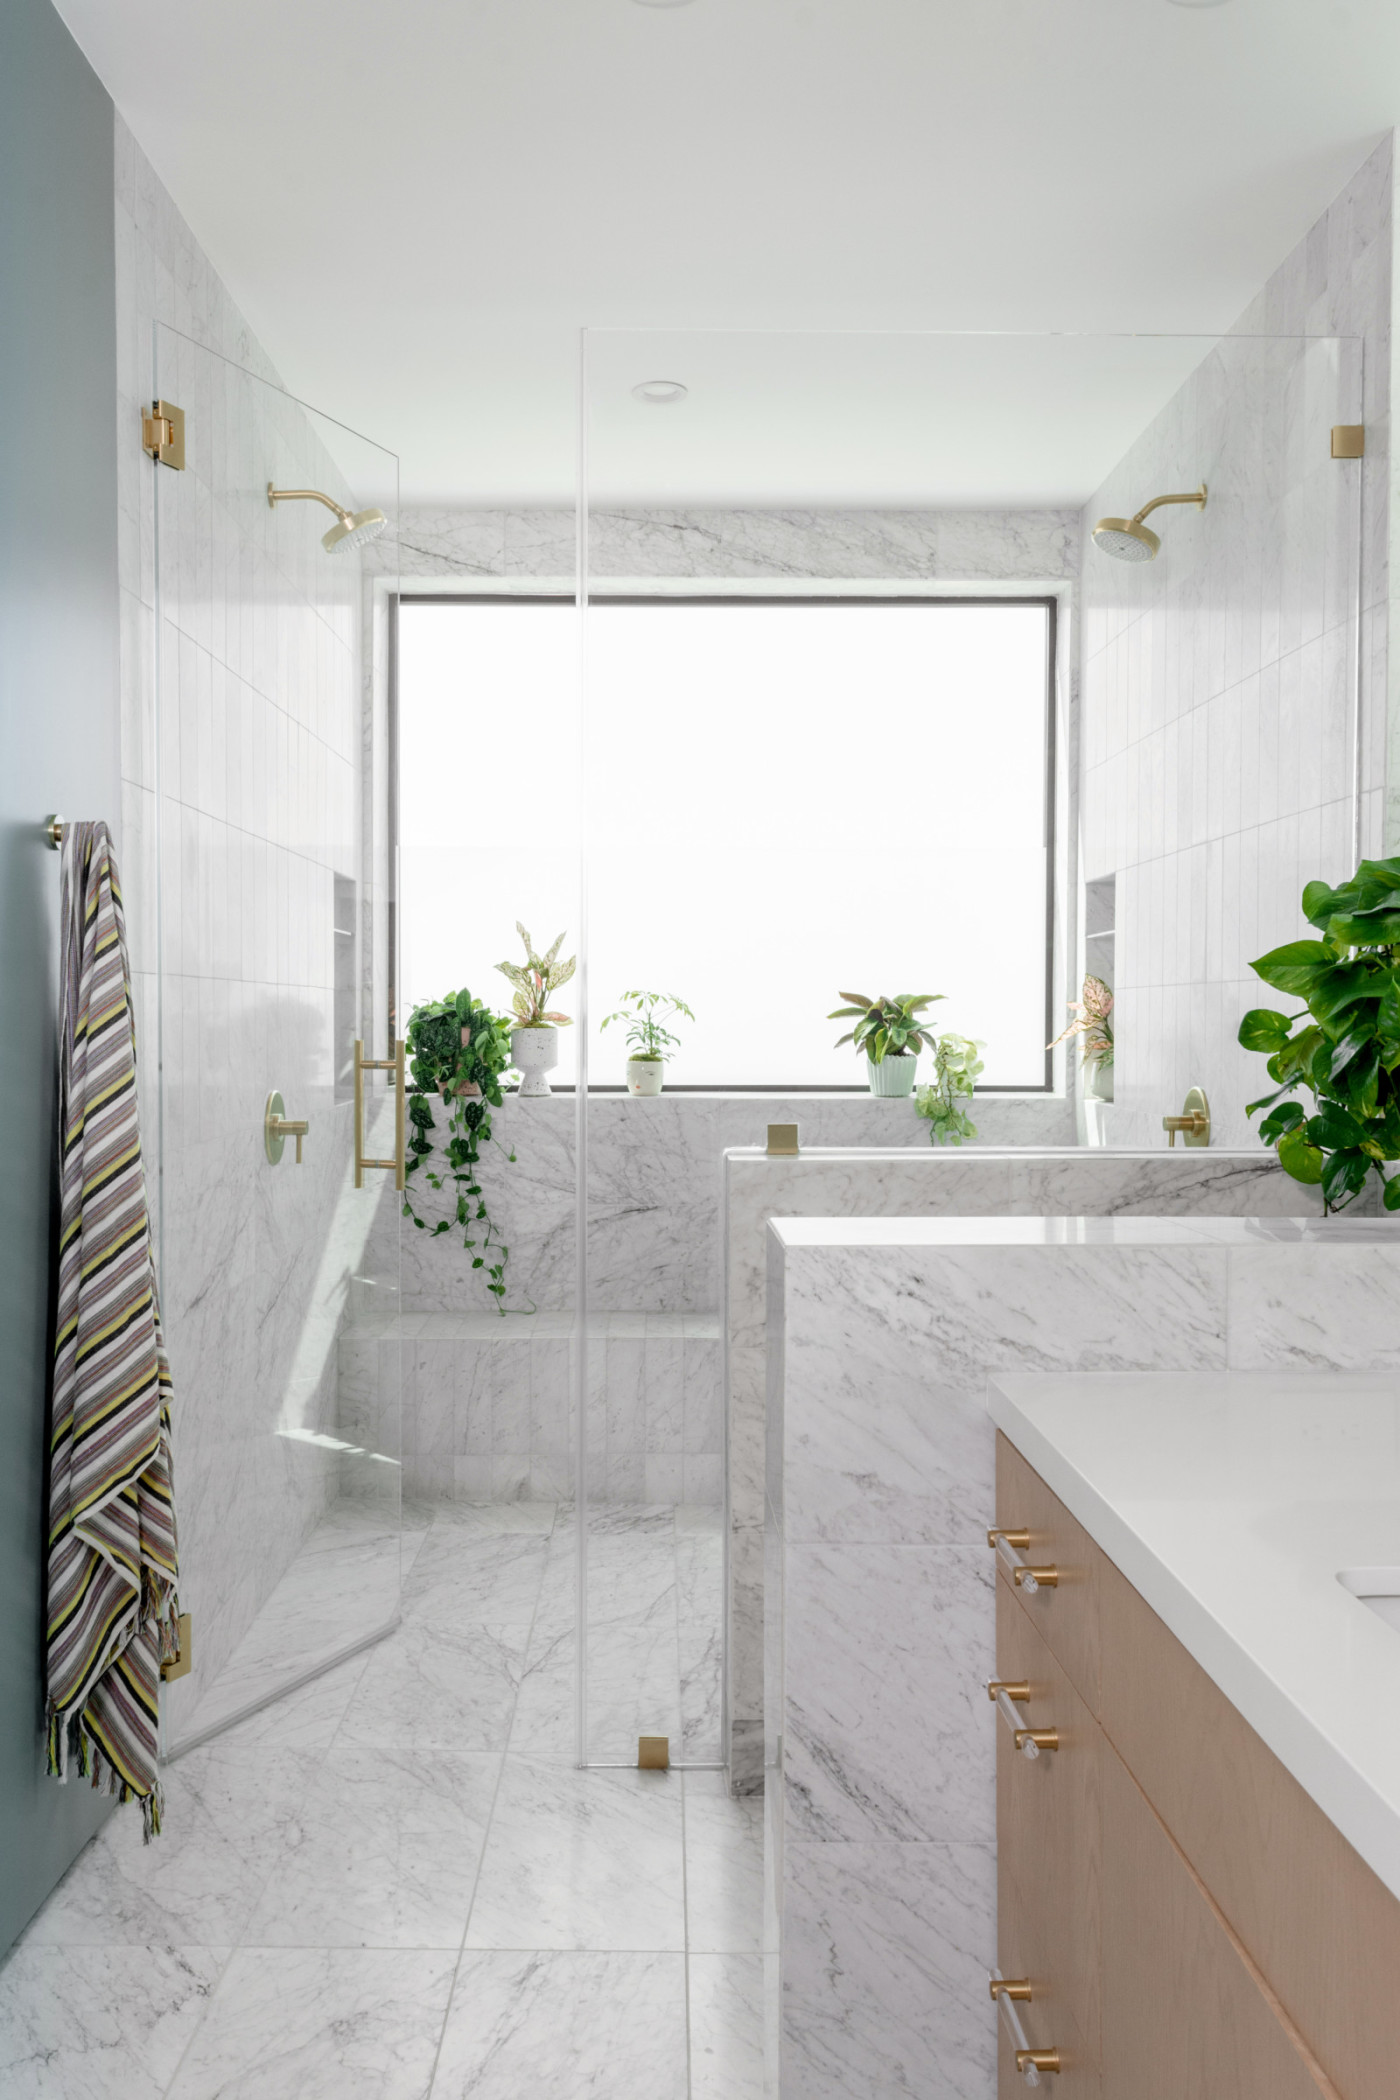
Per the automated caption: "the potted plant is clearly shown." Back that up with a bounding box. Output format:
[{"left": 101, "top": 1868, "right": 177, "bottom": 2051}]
[
  {"left": 496, "top": 923, "right": 575, "bottom": 1097},
  {"left": 915, "top": 1033, "right": 985, "bottom": 1144},
  {"left": 402, "top": 989, "right": 519, "bottom": 1308},
  {"left": 1239, "top": 853, "right": 1400, "bottom": 1212},
  {"left": 829, "top": 990, "right": 945, "bottom": 1097},
  {"left": 1051, "top": 975, "right": 1114, "bottom": 1100},
  {"left": 600, "top": 989, "right": 696, "bottom": 1096}
]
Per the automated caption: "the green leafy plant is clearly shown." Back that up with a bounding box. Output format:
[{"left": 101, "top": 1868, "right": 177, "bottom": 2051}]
[
  {"left": 1239, "top": 854, "right": 1400, "bottom": 1213},
  {"left": 600, "top": 989, "right": 696, "bottom": 1063},
  {"left": 403, "top": 988, "right": 520, "bottom": 1307},
  {"left": 915, "top": 1034, "right": 985, "bottom": 1146},
  {"left": 496, "top": 923, "right": 576, "bottom": 1028},
  {"left": 830, "top": 990, "right": 945, "bottom": 1064}
]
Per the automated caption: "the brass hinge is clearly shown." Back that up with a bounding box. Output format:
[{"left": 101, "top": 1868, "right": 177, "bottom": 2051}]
[
  {"left": 1331, "top": 424, "right": 1365, "bottom": 460},
  {"left": 637, "top": 1734, "right": 670, "bottom": 1770},
  {"left": 160, "top": 1611, "right": 192, "bottom": 1681},
  {"left": 142, "top": 399, "right": 185, "bottom": 469}
]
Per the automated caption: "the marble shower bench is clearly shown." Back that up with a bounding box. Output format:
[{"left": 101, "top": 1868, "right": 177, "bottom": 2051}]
[
  {"left": 762, "top": 1214, "right": 1400, "bottom": 2100},
  {"left": 722, "top": 1145, "right": 1314, "bottom": 1788}
]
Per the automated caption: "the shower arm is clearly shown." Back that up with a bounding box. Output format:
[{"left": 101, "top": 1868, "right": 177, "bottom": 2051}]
[
  {"left": 1132, "top": 485, "right": 1207, "bottom": 525},
  {"left": 266, "top": 483, "right": 353, "bottom": 527}
]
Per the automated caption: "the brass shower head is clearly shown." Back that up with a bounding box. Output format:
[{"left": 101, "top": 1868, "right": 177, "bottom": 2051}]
[
  {"left": 1092, "top": 484, "right": 1207, "bottom": 563},
  {"left": 267, "top": 482, "right": 388, "bottom": 555}
]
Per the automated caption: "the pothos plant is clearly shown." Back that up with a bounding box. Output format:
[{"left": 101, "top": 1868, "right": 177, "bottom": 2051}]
[
  {"left": 403, "top": 989, "right": 520, "bottom": 1306},
  {"left": 915, "top": 1034, "right": 985, "bottom": 1146},
  {"left": 1239, "top": 855, "right": 1400, "bottom": 1213}
]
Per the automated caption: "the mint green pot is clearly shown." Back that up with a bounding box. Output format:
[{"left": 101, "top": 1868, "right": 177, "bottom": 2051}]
[{"left": 867, "top": 1054, "right": 917, "bottom": 1098}]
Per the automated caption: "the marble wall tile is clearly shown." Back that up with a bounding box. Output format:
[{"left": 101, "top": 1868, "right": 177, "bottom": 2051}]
[
  {"left": 688, "top": 1953, "right": 765, "bottom": 2100},
  {"left": 1080, "top": 137, "right": 1392, "bottom": 1150},
  {"left": 779, "top": 1840, "right": 996, "bottom": 2100},
  {"left": 783, "top": 1546, "right": 994, "bottom": 1845},
  {"left": 1226, "top": 1240, "right": 1400, "bottom": 1367}
]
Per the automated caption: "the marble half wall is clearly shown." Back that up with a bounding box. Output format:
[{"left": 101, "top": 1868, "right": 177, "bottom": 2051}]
[
  {"left": 724, "top": 1145, "right": 1317, "bottom": 1791},
  {"left": 764, "top": 1215, "right": 1400, "bottom": 2100}
]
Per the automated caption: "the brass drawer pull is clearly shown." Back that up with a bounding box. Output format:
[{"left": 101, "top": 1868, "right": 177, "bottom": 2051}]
[
  {"left": 990, "top": 1973, "right": 1060, "bottom": 2083},
  {"left": 991, "top": 1682, "right": 1058, "bottom": 1758},
  {"left": 989, "top": 1526, "right": 1059, "bottom": 1594},
  {"left": 987, "top": 1680, "right": 1030, "bottom": 1704},
  {"left": 1015, "top": 1727, "right": 1060, "bottom": 1758}
]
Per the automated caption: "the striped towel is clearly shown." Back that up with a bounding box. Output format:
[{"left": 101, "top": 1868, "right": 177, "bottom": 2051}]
[{"left": 46, "top": 821, "right": 179, "bottom": 1839}]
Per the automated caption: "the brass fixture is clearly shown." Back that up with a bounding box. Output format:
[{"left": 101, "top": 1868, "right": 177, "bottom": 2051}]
[
  {"left": 990, "top": 1526, "right": 1057, "bottom": 1593},
  {"left": 1092, "top": 484, "right": 1206, "bottom": 563},
  {"left": 638, "top": 1735, "right": 670, "bottom": 1770},
  {"left": 986, "top": 1681, "right": 1031, "bottom": 1703},
  {"left": 160, "top": 1611, "right": 193, "bottom": 1682},
  {"left": 354, "top": 1038, "right": 407, "bottom": 1191},
  {"left": 1015, "top": 1726, "right": 1060, "bottom": 1755},
  {"left": 1332, "top": 425, "right": 1365, "bottom": 459},
  {"left": 267, "top": 481, "right": 388, "bottom": 555},
  {"left": 991, "top": 1972, "right": 1058, "bottom": 2082},
  {"left": 1162, "top": 1086, "right": 1210, "bottom": 1148},
  {"left": 44, "top": 815, "right": 65, "bottom": 850},
  {"left": 766, "top": 1122, "right": 799, "bottom": 1156},
  {"left": 264, "top": 1091, "right": 309, "bottom": 1165},
  {"left": 142, "top": 399, "right": 185, "bottom": 469}
]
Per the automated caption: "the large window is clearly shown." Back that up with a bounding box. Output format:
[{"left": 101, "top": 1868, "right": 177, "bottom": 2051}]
[{"left": 398, "top": 595, "right": 1055, "bottom": 1089}]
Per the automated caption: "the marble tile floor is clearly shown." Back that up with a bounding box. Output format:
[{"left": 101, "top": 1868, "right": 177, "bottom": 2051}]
[{"left": 0, "top": 1501, "right": 757, "bottom": 2100}]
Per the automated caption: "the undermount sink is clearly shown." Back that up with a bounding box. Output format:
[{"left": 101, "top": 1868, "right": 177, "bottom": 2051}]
[{"left": 1338, "top": 1568, "right": 1400, "bottom": 1634}]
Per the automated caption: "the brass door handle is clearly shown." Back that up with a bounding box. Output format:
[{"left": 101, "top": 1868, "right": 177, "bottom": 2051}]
[
  {"left": 990, "top": 1527, "right": 1058, "bottom": 1593},
  {"left": 354, "top": 1038, "right": 406, "bottom": 1192},
  {"left": 990, "top": 1974, "right": 1060, "bottom": 2082},
  {"left": 264, "top": 1091, "right": 309, "bottom": 1165}
]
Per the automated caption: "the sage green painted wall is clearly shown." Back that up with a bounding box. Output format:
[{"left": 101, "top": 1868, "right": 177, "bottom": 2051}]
[{"left": 0, "top": 0, "right": 121, "bottom": 1956}]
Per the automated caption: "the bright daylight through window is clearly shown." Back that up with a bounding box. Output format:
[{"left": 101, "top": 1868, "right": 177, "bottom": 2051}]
[{"left": 398, "top": 597, "right": 1054, "bottom": 1090}]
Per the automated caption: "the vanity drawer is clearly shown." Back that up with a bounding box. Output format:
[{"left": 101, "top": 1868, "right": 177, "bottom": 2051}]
[
  {"left": 1101, "top": 1741, "right": 1333, "bottom": 2100},
  {"left": 1100, "top": 1550, "right": 1400, "bottom": 2100},
  {"left": 995, "top": 1431, "right": 1101, "bottom": 1708},
  {"left": 996, "top": 1576, "right": 1102, "bottom": 2064}
]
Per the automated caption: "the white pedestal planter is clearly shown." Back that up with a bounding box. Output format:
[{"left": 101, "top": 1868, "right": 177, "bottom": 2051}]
[
  {"left": 511, "top": 1025, "right": 560, "bottom": 1097},
  {"left": 866, "top": 1054, "right": 918, "bottom": 1098},
  {"left": 627, "top": 1058, "right": 665, "bottom": 1096},
  {"left": 1084, "top": 1058, "right": 1114, "bottom": 1102}
]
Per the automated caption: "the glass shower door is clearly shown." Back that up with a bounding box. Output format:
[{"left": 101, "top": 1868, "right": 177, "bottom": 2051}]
[{"left": 150, "top": 323, "right": 404, "bottom": 1755}]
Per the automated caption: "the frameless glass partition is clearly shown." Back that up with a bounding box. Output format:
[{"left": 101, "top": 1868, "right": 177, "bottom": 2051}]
[
  {"left": 579, "top": 326, "right": 1363, "bottom": 1779},
  {"left": 152, "top": 324, "right": 403, "bottom": 1754}
]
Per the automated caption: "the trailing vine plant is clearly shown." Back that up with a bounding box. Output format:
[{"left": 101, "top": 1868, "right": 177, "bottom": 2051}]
[{"left": 402, "top": 988, "right": 521, "bottom": 1308}]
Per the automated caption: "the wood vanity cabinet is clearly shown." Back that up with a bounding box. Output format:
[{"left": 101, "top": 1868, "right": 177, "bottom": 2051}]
[{"left": 994, "top": 1431, "right": 1400, "bottom": 2100}]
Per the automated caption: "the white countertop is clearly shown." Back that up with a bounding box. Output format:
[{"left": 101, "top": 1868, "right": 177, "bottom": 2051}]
[
  {"left": 987, "top": 1370, "right": 1400, "bottom": 1902},
  {"left": 770, "top": 1214, "right": 1400, "bottom": 1248}
]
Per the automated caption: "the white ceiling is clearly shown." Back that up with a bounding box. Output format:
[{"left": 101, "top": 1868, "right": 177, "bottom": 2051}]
[{"left": 57, "top": 0, "right": 1400, "bottom": 505}]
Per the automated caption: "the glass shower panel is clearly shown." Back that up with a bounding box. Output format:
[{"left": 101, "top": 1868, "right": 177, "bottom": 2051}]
[
  {"left": 152, "top": 324, "right": 403, "bottom": 1755},
  {"left": 579, "top": 326, "right": 1363, "bottom": 1778}
]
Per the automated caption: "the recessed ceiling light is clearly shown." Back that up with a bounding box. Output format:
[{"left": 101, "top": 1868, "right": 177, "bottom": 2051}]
[
  {"left": 632, "top": 380, "right": 688, "bottom": 404},
  {"left": 631, "top": 1, "right": 698, "bottom": 8},
  {"left": 1167, "top": 0, "right": 1230, "bottom": 8}
]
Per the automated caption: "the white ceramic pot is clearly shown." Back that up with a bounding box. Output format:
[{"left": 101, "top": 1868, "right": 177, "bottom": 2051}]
[
  {"left": 627, "top": 1057, "right": 664, "bottom": 1097},
  {"left": 511, "top": 1025, "right": 559, "bottom": 1098},
  {"left": 1083, "top": 1057, "right": 1114, "bottom": 1102},
  {"left": 867, "top": 1053, "right": 917, "bottom": 1098}
]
